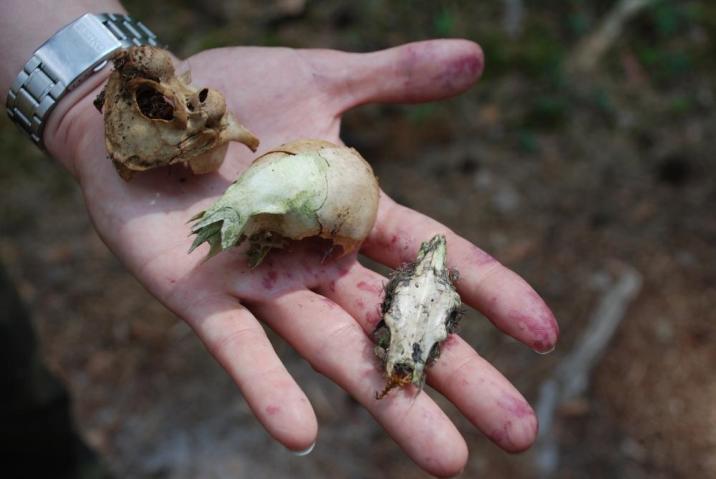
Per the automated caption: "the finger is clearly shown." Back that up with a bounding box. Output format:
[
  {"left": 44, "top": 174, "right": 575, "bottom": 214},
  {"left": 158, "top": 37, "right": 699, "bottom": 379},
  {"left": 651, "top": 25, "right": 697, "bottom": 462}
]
[
  {"left": 249, "top": 290, "right": 468, "bottom": 478},
  {"left": 362, "top": 195, "right": 559, "bottom": 354},
  {"left": 431, "top": 335, "right": 539, "bottom": 452},
  {"left": 316, "top": 263, "right": 538, "bottom": 452},
  {"left": 304, "top": 39, "right": 483, "bottom": 111},
  {"left": 184, "top": 293, "right": 317, "bottom": 451}
]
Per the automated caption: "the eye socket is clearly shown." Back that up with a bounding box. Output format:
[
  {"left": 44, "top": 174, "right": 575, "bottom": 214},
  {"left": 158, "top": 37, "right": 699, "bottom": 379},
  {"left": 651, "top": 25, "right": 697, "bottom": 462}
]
[
  {"left": 412, "top": 342, "right": 422, "bottom": 362},
  {"left": 135, "top": 85, "right": 174, "bottom": 120},
  {"left": 446, "top": 307, "right": 462, "bottom": 333},
  {"left": 198, "top": 88, "right": 208, "bottom": 102},
  {"left": 427, "top": 343, "right": 440, "bottom": 364},
  {"left": 372, "top": 321, "right": 391, "bottom": 349}
]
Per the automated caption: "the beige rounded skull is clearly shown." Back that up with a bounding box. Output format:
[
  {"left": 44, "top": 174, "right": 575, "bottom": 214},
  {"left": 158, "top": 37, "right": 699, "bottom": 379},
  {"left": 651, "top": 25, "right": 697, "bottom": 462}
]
[{"left": 100, "top": 46, "right": 258, "bottom": 180}]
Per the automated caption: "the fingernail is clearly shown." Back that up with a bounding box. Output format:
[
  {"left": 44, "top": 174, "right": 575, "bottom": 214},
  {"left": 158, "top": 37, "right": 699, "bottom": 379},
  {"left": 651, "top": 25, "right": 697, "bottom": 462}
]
[
  {"left": 533, "top": 344, "right": 556, "bottom": 355},
  {"left": 290, "top": 442, "right": 316, "bottom": 457}
]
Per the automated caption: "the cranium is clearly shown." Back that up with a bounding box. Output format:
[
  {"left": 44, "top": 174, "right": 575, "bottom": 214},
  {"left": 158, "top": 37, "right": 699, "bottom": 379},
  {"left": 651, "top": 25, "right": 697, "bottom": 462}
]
[
  {"left": 96, "top": 45, "right": 259, "bottom": 180},
  {"left": 374, "top": 234, "right": 462, "bottom": 399}
]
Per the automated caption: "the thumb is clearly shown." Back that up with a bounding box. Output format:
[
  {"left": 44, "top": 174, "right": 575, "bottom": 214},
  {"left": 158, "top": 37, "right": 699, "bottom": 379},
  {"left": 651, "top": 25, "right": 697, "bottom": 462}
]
[{"left": 313, "top": 39, "right": 484, "bottom": 112}]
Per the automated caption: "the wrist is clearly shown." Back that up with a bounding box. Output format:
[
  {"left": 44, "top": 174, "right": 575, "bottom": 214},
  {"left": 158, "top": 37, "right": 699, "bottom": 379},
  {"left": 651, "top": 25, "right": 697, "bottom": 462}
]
[
  {"left": 4, "top": 10, "right": 161, "bottom": 179},
  {"left": 0, "top": 1, "right": 126, "bottom": 96},
  {"left": 43, "top": 68, "right": 111, "bottom": 178},
  {"left": 46, "top": 52, "right": 193, "bottom": 182}
]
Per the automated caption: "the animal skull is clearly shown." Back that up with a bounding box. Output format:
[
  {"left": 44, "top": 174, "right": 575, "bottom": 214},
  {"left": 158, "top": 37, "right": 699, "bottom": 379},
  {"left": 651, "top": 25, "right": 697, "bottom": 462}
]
[
  {"left": 97, "top": 45, "right": 259, "bottom": 180},
  {"left": 374, "top": 234, "right": 462, "bottom": 399}
]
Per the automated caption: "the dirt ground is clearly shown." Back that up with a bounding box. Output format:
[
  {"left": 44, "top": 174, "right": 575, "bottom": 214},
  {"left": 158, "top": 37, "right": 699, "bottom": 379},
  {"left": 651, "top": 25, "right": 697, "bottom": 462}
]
[{"left": 2, "top": 1, "right": 715, "bottom": 478}]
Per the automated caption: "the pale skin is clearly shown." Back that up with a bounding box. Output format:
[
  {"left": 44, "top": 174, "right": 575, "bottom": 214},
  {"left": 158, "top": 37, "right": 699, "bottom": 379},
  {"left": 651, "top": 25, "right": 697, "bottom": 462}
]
[{"left": 2, "top": 1, "right": 559, "bottom": 477}]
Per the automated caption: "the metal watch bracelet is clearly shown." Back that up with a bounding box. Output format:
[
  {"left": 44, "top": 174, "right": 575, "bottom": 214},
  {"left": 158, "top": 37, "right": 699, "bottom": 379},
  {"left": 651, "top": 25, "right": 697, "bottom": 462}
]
[{"left": 5, "top": 13, "right": 159, "bottom": 148}]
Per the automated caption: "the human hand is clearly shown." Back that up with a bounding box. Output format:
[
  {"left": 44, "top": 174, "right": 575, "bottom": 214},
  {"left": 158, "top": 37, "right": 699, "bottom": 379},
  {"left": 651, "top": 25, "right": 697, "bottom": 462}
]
[{"left": 46, "top": 40, "right": 558, "bottom": 477}]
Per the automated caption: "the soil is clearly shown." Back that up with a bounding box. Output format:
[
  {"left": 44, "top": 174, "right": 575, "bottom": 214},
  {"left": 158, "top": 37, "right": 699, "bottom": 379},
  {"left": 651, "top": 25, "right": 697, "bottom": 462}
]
[{"left": 1, "top": 1, "right": 714, "bottom": 478}]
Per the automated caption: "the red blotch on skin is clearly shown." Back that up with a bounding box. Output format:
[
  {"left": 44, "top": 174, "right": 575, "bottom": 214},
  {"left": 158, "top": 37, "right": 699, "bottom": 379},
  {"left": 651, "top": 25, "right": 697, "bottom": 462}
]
[
  {"left": 527, "top": 289, "right": 560, "bottom": 332},
  {"left": 470, "top": 245, "right": 496, "bottom": 267},
  {"left": 397, "top": 45, "right": 420, "bottom": 91},
  {"left": 460, "top": 374, "right": 485, "bottom": 388},
  {"left": 510, "top": 309, "right": 559, "bottom": 352},
  {"left": 360, "top": 364, "right": 381, "bottom": 383},
  {"left": 265, "top": 405, "right": 280, "bottom": 416},
  {"left": 367, "top": 230, "right": 414, "bottom": 263},
  {"left": 489, "top": 416, "right": 538, "bottom": 451},
  {"left": 365, "top": 311, "right": 381, "bottom": 329},
  {"left": 433, "top": 47, "right": 484, "bottom": 94},
  {"left": 487, "top": 288, "right": 559, "bottom": 352},
  {"left": 498, "top": 393, "right": 534, "bottom": 419},
  {"left": 489, "top": 422, "right": 510, "bottom": 445},
  {"left": 395, "top": 236, "right": 413, "bottom": 263},
  {"left": 489, "top": 409, "right": 538, "bottom": 451},
  {"left": 447, "top": 55, "right": 482, "bottom": 82},
  {"left": 441, "top": 333, "right": 460, "bottom": 351},
  {"left": 357, "top": 281, "right": 382, "bottom": 295},
  {"left": 262, "top": 271, "right": 279, "bottom": 290},
  {"left": 383, "top": 234, "right": 410, "bottom": 258},
  {"left": 488, "top": 295, "right": 499, "bottom": 308}
]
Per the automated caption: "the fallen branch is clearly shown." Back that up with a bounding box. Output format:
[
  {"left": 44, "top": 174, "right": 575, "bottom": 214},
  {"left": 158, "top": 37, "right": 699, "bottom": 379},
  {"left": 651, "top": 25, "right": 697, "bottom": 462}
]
[
  {"left": 566, "top": 0, "right": 656, "bottom": 76},
  {"left": 503, "top": 0, "right": 525, "bottom": 39},
  {"left": 533, "top": 265, "right": 643, "bottom": 477}
]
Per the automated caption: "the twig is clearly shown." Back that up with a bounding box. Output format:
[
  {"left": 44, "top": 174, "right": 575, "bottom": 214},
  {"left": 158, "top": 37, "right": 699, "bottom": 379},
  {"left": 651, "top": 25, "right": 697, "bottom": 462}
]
[
  {"left": 503, "top": 0, "right": 524, "bottom": 39},
  {"left": 566, "top": 0, "right": 657, "bottom": 76},
  {"left": 533, "top": 265, "right": 643, "bottom": 477}
]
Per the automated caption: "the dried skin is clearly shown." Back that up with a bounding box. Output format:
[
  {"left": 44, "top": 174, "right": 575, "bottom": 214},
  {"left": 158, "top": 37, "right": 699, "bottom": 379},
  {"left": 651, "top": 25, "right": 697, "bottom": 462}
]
[
  {"left": 374, "top": 234, "right": 462, "bottom": 399},
  {"left": 100, "top": 46, "right": 259, "bottom": 180}
]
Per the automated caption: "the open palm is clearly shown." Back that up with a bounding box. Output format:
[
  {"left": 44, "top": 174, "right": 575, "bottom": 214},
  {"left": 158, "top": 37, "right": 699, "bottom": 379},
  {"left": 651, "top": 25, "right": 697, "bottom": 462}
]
[{"left": 53, "top": 40, "right": 558, "bottom": 477}]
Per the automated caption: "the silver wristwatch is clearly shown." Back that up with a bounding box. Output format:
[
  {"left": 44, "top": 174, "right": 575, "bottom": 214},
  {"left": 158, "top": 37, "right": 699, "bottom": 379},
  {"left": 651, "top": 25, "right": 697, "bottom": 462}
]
[{"left": 5, "top": 13, "right": 159, "bottom": 147}]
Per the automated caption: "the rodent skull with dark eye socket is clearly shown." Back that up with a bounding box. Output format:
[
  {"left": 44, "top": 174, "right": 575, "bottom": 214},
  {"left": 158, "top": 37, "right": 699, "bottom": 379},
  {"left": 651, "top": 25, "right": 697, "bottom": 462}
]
[{"left": 97, "top": 45, "right": 259, "bottom": 180}]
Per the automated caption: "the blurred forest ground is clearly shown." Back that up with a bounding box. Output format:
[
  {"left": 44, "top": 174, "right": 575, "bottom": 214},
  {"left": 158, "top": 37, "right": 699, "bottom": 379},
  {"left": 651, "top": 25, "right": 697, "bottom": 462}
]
[{"left": 1, "top": 0, "right": 715, "bottom": 478}]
